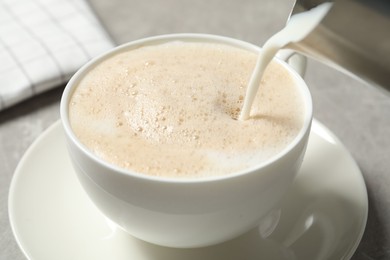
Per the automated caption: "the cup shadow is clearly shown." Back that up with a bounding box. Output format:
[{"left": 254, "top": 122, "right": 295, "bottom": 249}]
[
  {"left": 130, "top": 226, "right": 292, "bottom": 260},
  {"left": 119, "top": 184, "right": 364, "bottom": 260}
]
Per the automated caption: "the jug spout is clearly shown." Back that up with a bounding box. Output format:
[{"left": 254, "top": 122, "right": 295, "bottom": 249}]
[{"left": 288, "top": 0, "right": 390, "bottom": 89}]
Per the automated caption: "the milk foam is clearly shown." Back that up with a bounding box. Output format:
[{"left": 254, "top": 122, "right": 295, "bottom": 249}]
[{"left": 69, "top": 42, "right": 304, "bottom": 178}]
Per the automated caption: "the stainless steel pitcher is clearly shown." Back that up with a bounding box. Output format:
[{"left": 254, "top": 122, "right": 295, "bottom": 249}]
[{"left": 288, "top": 0, "right": 390, "bottom": 89}]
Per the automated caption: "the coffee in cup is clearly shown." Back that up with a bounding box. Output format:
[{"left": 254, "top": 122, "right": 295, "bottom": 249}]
[{"left": 68, "top": 41, "right": 305, "bottom": 179}]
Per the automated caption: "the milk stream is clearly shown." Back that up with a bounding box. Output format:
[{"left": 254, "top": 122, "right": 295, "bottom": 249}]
[{"left": 239, "top": 3, "right": 333, "bottom": 120}]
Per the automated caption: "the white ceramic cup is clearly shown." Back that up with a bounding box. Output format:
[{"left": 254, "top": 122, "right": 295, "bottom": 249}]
[{"left": 60, "top": 33, "right": 312, "bottom": 248}]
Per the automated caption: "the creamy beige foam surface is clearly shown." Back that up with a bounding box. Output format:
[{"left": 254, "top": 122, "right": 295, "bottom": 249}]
[{"left": 69, "top": 42, "right": 305, "bottom": 178}]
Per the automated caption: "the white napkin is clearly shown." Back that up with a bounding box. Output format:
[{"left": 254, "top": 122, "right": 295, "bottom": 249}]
[{"left": 0, "top": 0, "right": 115, "bottom": 111}]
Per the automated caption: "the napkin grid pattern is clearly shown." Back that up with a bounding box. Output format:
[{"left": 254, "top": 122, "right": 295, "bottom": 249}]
[{"left": 0, "top": 0, "right": 115, "bottom": 111}]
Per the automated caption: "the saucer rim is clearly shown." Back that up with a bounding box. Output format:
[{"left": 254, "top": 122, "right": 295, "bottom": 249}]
[{"left": 300, "top": 119, "right": 368, "bottom": 259}]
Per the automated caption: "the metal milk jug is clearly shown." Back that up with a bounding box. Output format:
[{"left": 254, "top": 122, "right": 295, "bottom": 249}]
[{"left": 288, "top": 0, "right": 390, "bottom": 89}]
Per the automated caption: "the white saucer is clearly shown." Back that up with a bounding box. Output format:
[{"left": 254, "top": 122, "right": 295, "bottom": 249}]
[{"left": 9, "top": 120, "right": 368, "bottom": 260}]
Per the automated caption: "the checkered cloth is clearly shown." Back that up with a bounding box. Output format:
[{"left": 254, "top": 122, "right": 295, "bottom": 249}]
[{"left": 0, "top": 0, "right": 115, "bottom": 111}]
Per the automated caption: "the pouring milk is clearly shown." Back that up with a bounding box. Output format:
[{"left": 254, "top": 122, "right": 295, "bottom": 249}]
[{"left": 239, "top": 2, "right": 333, "bottom": 120}]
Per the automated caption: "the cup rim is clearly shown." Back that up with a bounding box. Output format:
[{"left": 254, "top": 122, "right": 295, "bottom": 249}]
[{"left": 60, "top": 33, "right": 313, "bottom": 184}]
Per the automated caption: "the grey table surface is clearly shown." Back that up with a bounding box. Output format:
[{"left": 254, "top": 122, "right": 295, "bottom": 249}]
[{"left": 1, "top": 0, "right": 389, "bottom": 259}]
